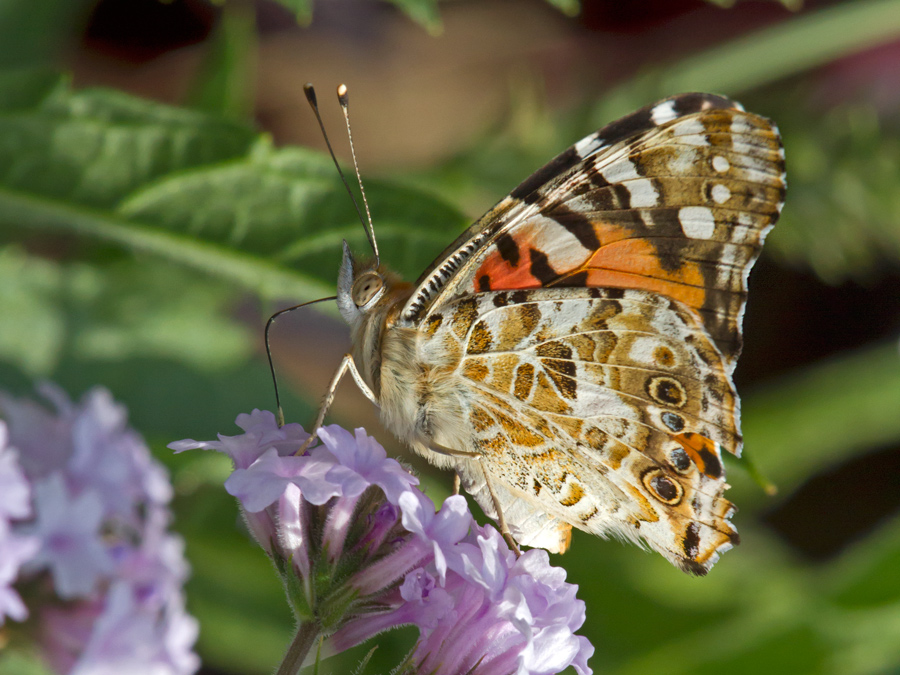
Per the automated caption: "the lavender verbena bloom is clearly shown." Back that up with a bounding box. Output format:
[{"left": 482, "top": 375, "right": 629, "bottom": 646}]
[
  {"left": 172, "top": 411, "right": 593, "bottom": 675},
  {"left": 334, "top": 497, "right": 594, "bottom": 675},
  {"left": 0, "top": 383, "right": 199, "bottom": 675},
  {"left": 0, "top": 422, "right": 39, "bottom": 623}
]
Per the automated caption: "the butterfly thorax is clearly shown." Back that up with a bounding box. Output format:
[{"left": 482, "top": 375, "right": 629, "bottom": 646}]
[{"left": 337, "top": 242, "right": 474, "bottom": 468}]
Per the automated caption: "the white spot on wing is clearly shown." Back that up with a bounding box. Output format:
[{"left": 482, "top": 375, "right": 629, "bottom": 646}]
[
  {"left": 711, "top": 184, "right": 731, "bottom": 204},
  {"left": 575, "top": 133, "right": 598, "bottom": 158},
  {"left": 599, "top": 159, "right": 659, "bottom": 207},
  {"left": 730, "top": 117, "right": 753, "bottom": 135},
  {"left": 626, "top": 178, "right": 658, "bottom": 207},
  {"left": 527, "top": 215, "right": 592, "bottom": 271},
  {"left": 668, "top": 147, "right": 699, "bottom": 175},
  {"left": 599, "top": 157, "right": 640, "bottom": 183},
  {"left": 712, "top": 156, "right": 730, "bottom": 173},
  {"left": 671, "top": 118, "right": 707, "bottom": 145},
  {"left": 651, "top": 101, "right": 678, "bottom": 125},
  {"left": 679, "top": 206, "right": 716, "bottom": 240}
]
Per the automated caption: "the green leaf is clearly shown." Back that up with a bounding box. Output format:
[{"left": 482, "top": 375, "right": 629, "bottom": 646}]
[
  {"left": 593, "top": 0, "right": 900, "bottom": 123},
  {"left": 187, "top": 4, "right": 257, "bottom": 121},
  {"left": 739, "top": 342, "right": 900, "bottom": 501},
  {"left": 0, "top": 79, "right": 257, "bottom": 210},
  {"left": 268, "top": 0, "right": 314, "bottom": 26},
  {"left": 0, "top": 71, "right": 468, "bottom": 304},
  {"left": 0, "top": 651, "right": 54, "bottom": 675},
  {"left": 387, "top": 0, "right": 443, "bottom": 34},
  {"left": 0, "top": 246, "right": 67, "bottom": 374},
  {"left": 0, "top": 0, "right": 94, "bottom": 68},
  {"left": 544, "top": 0, "right": 581, "bottom": 17}
]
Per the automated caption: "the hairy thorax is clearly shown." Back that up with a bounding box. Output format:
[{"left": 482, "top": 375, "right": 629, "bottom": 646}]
[{"left": 377, "top": 323, "right": 473, "bottom": 470}]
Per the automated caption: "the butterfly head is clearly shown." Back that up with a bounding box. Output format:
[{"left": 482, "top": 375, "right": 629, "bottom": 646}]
[{"left": 337, "top": 240, "right": 388, "bottom": 327}]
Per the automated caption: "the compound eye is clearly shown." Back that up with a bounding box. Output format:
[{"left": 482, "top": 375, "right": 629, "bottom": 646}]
[{"left": 352, "top": 272, "right": 384, "bottom": 307}]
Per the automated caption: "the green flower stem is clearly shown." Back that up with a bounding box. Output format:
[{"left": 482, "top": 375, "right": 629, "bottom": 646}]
[{"left": 275, "top": 620, "right": 321, "bottom": 675}]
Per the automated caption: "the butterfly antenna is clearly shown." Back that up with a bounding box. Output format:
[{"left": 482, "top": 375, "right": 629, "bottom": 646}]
[
  {"left": 337, "top": 84, "right": 379, "bottom": 266},
  {"left": 303, "top": 83, "right": 379, "bottom": 266},
  {"left": 265, "top": 296, "right": 337, "bottom": 427}
]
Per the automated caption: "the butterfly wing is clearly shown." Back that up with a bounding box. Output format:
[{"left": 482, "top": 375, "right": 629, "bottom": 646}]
[
  {"left": 397, "top": 93, "right": 784, "bottom": 572},
  {"left": 402, "top": 93, "right": 786, "bottom": 372},
  {"left": 419, "top": 287, "right": 740, "bottom": 574}
]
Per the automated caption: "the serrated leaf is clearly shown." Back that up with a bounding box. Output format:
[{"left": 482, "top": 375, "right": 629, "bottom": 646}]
[
  {"left": 0, "top": 81, "right": 257, "bottom": 210},
  {"left": 0, "top": 71, "right": 469, "bottom": 304}
]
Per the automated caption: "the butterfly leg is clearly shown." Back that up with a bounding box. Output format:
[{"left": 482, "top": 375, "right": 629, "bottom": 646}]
[
  {"left": 479, "top": 462, "right": 522, "bottom": 557},
  {"left": 430, "top": 442, "right": 521, "bottom": 557},
  {"left": 296, "top": 353, "right": 378, "bottom": 455}
]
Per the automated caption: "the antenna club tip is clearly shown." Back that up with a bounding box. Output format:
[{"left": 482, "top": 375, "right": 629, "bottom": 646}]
[
  {"left": 337, "top": 84, "right": 349, "bottom": 106},
  {"left": 303, "top": 83, "right": 317, "bottom": 106}
]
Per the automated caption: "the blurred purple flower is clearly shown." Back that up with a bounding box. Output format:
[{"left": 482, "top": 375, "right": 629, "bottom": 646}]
[
  {"left": 0, "top": 423, "right": 31, "bottom": 521},
  {"left": 22, "top": 472, "right": 114, "bottom": 599},
  {"left": 173, "top": 412, "right": 593, "bottom": 675},
  {"left": 0, "top": 384, "right": 199, "bottom": 675},
  {"left": 0, "top": 422, "right": 39, "bottom": 623}
]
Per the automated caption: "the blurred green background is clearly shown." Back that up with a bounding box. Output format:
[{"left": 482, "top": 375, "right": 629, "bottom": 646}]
[{"left": 1, "top": 0, "right": 900, "bottom": 673}]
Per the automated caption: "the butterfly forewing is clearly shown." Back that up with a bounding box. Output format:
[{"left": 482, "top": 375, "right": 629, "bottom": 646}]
[{"left": 402, "top": 93, "right": 785, "bottom": 370}]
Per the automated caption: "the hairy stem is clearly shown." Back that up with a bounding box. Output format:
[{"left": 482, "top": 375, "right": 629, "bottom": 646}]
[{"left": 275, "top": 621, "right": 321, "bottom": 675}]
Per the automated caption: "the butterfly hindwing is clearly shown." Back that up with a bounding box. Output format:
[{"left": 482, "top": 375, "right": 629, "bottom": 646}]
[{"left": 419, "top": 286, "right": 739, "bottom": 573}]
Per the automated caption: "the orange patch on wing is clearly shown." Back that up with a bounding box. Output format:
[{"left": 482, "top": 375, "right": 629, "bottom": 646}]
[
  {"left": 557, "top": 523, "right": 573, "bottom": 553},
  {"left": 583, "top": 238, "right": 708, "bottom": 310},
  {"left": 475, "top": 248, "right": 541, "bottom": 291},
  {"left": 694, "top": 531, "right": 737, "bottom": 564},
  {"left": 674, "top": 432, "right": 724, "bottom": 479}
]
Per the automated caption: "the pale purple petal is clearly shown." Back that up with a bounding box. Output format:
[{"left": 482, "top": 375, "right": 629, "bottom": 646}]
[
  {"left": 2, "top": 383, "right": 198, "bottom": 670},
  {"left": 453, "top": 527, "right": 513, "bottom": 598},
  {"left": 400, "top": 492, "right": 472, "bottom": 582},
  {"left": 69, "top": 581, "right": 199, "bottom": 675},
  {"left": 0, "top": 424, "right": 31, "bottom": 520},
  {"left": 225, "top": 449, "right": 304, "bottom": 512},
  {"left": 0, "top": 388, "right": 72, "bottom": 478},
  {"left": 169, "top": 409, "right": 311, "bottom": 470},
  {"left": 67, "top": 389, "right": 170, "bottom": 518},
  {"left": 331, "top": 570, "right": 455, "bottom": 652},
  {"left": 225, "top": 447, "right": 343, "bottom": 512},
  {"left": 24, "top": 473, "right": 114, "bottom": 598},
  {"left": 317, "top": 426, "right": 418, "bottom": 502},
  {"left": 277, "top": 484, "right": 311, "bottom": 579},
  {"left": 0, "top": 521, "right": 40, "bottom": 623}
]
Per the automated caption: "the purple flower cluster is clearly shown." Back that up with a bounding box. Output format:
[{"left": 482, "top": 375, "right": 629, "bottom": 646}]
[
  {"left": 0, "top": 383, "right": 199, "bottom": 675},
  {"left": 171, "top": 411, "right": 593, "bottom": 675}
]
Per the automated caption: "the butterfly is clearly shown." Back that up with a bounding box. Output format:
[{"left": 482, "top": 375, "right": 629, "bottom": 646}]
[{"left": 317, "top": 91, "right": 784, "bottom": 575}]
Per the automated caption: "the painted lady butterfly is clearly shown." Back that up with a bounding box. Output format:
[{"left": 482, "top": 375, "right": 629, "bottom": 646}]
[{"left": 315, "top": 91, "right": 785, "bottom": 575}]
